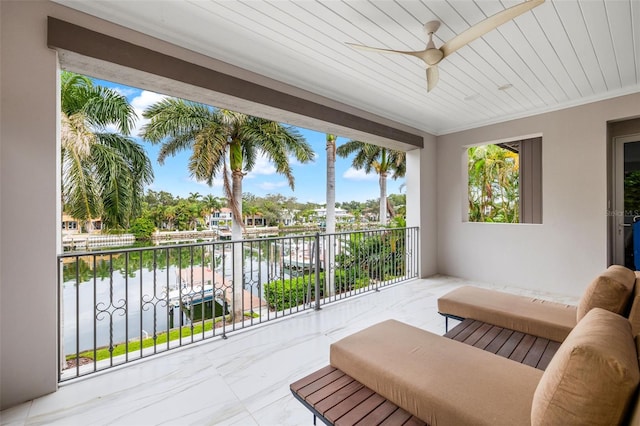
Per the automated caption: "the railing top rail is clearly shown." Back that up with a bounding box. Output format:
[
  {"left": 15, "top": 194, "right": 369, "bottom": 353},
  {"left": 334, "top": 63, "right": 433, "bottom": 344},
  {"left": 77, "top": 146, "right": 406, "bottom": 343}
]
[
  {"left": 57, "top": 227, "right": 419, "bottom": 259},
  {"left": 322, "top": 226, "right": 418, "bottom": 238}
]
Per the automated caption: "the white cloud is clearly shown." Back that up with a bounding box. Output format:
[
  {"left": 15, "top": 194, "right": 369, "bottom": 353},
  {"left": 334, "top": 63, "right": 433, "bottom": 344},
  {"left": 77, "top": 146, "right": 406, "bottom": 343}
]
[
  {"left": 130, "top": 90, "right": 168, "bottom": 136},
  {"left": 258, "top": 181, "right": 287, "bottom": 191},
  {"left": 245, "top": 154, "right": 276, "bottom": 178},
  {"left": 343, "top": 167, "right": 376, "bottom": 181}
]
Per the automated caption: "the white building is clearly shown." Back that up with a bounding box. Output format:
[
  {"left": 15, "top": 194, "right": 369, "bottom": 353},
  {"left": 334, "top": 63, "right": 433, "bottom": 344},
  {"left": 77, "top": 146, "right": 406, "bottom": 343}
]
[
  {"left": 278, "top": 209, "right": 298, "bottom": 226},
  {"left": 208, "top": 208, "right": 233, "bottom": 228},
  {"left": 313, "top": 207, "right": 354, "bottom": 224}
]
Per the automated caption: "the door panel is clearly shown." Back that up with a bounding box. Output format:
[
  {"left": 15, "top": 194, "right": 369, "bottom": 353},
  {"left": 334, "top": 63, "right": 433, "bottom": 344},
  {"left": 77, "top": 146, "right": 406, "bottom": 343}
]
[{"left": 614, "top": 136, "right": 640, "bottom": 269}]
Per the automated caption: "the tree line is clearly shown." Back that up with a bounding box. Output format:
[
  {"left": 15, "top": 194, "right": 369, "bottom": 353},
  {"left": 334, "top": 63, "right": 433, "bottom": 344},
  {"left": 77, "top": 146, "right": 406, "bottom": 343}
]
[{"left": 132, "top": 189, "right": 406, "bottom": 235}]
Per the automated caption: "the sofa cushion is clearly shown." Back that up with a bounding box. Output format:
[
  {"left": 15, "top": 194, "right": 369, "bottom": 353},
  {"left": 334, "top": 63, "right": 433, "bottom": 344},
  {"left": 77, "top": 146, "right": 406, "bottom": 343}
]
[
  {"left": 438, "top": 286, "right": 576, "bottom": 341},
  {"left": 576, "top": 265, "right": 635, "bottom": 321},
  {"left": 531, "top": 308, "right": 639, "bottom": 426},
  {"left": 626, "top": 273, "right": 640, "bottom": 336},
  {"left": 330, "top": 319, "right": 543, "bottom": 426},
  {"left": 623, "top": 336, "right": 640, "bottom": 425}
]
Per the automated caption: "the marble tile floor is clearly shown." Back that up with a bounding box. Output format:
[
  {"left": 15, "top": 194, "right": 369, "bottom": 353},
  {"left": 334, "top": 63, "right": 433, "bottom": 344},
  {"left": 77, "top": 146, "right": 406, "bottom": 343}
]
[{"left": 1, "top": 275, "right": 579, "bottom": 426}]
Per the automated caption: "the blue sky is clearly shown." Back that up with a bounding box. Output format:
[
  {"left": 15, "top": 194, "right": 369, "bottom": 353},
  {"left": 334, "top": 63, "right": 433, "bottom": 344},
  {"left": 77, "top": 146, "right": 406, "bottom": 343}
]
[{"left": 96, "top": 78, "right": 404, "bottom": 204}]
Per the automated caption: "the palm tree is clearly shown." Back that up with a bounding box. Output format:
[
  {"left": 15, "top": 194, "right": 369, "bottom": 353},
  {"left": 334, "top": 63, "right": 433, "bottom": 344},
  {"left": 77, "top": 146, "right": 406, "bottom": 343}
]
[
  {"left": 61, "top": 71, "right": 153, "bottom": 230},
  {"left": 141, "top": 99, "right": 315, "bottom": 237},
  {"left": 164, "top": 205, "right": 177, "bottom": 230},
  {"left": 188, "top": 192, "right": 202, "bottom": 202},
  {"left": 467, "top": 144, "right": 519, "bottom": 223},
  {"left": 325, "top": 134, "right": 337, "bottom": 295},
  {"left": 336, "top": 141, "right": 406, "bottom": 225},
  {"left": 325, "top": 134, "right": 337, "bottom": 234},
  {"left": 140, "top": 98, "right": 315, "bottom": 320},
  {"left": 202, "top": 194, "right": 223, "bottom": 211}
]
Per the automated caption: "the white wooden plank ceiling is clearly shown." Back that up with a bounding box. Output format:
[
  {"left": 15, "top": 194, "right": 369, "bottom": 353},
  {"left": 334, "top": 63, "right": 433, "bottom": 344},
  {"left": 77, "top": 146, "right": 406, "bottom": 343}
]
[{"left": 54, "top": 0, "right": 640, "bottom": 136}]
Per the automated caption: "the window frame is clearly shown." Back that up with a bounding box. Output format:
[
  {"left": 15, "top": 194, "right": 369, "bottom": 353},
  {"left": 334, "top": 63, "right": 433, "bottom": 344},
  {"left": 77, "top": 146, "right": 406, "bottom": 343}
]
[{"left": 463, "top": 134, "right": 542, "bottom": 224}]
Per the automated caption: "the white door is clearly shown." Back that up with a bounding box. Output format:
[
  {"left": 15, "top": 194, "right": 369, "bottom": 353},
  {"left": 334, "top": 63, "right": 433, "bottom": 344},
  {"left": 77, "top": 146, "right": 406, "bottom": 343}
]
[{"left": 613, "top": 134, "right": 640, "bottom": 268}]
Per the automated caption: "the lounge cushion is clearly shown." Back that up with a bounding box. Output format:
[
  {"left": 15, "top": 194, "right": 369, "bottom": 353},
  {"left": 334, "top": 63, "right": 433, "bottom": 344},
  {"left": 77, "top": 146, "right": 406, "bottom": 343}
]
[
  {"left": 626, "top": 273, "right": 640, "bottom": 336},
  {"left": 531, "top": 308, "right": 639, "bottom": 426},
  {"left": 330, "top": 319, "right": 543, "bottom": 426},
  {"left": 438, "top": 286, "right": 576, "bottom": 341},
  {"left": 576, "top": 265, "right": 635, "bottom": 321},
  {"left": 623, "top": 336, "right": 640, "bottom": 425}
]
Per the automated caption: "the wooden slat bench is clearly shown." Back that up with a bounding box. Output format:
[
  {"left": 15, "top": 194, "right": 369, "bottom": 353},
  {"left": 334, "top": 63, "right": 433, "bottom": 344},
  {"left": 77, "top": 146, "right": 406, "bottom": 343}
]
[
  {"left": 443, "top": 318, "right": 561, "bottom": 371},
  {"left": 290, "top": 365, "right": 426, "bottom": 426},
  {"left": 290, "top": 319, "right": 562, "bottom": 425}
]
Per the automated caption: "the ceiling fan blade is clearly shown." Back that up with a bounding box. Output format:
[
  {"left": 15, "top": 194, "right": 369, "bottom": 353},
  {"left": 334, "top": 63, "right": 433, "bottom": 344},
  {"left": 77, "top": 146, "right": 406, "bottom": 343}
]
[
  {"left": 346, "top": 42, "right": 427, "bottom": 60},
  {"left": 426, "top": 66, "right": 439, "bottom": 92},
  {"left": 440, "top": 0, "right": 544, "bottom": 58}
]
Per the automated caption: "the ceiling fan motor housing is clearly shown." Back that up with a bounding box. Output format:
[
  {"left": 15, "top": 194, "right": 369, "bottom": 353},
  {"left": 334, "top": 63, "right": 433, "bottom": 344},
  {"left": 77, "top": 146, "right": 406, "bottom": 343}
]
[{"left": 423, "top": 48, "right": 444, "bottom": 65}]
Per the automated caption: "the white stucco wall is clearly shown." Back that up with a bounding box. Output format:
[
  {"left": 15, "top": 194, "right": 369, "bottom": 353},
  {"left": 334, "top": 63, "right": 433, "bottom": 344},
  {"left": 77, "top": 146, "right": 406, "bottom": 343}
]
[
  {"left": 1, "top": 0, "right": 61, "bottom": 409},
  {"left": 436, "top": 92, "right": 640, "bottom": 298}
]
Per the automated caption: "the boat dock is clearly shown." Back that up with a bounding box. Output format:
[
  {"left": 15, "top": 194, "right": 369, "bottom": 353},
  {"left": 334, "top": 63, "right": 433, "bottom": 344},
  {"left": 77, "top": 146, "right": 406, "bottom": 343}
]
[{"left": 171, "top": 266, "right": 266, "bottom": 312}]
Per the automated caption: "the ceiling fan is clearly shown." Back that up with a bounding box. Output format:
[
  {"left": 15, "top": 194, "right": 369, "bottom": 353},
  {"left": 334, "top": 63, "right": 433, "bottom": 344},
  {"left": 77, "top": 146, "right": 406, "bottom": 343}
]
[{"left": 346, "top": 0, "right": 544, "bottom": 92}]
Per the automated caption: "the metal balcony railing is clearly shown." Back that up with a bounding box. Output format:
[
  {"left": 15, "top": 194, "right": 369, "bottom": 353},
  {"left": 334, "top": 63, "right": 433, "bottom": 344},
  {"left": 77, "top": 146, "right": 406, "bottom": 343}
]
[{"left": 58, "top": 227, "right": 419, "bottom": 381}]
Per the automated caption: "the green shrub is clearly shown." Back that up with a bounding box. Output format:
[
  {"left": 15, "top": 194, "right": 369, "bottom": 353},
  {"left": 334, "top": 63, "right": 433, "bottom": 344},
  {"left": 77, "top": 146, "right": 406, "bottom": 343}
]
[
  {"left": 265, "top": 274, "right": 316, "bottom": 311},
  {"left": 332, "top": 269, "right": 370, "bottom": 292},
  {"left": 264, "top": 270, "right": 371, "bottom": 311},
  {"left": 129, "top": 217, "right": 156, "bottom": 240},
  {"left": 336, "top": 231, "right": 406, "bottom": 281}
]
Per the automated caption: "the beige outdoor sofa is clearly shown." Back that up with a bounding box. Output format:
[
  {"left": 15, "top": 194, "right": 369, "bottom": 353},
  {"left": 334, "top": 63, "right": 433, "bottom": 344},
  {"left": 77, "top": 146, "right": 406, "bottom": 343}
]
[{"left": 438, "top": 265, "right": 640, "bottom": 342}]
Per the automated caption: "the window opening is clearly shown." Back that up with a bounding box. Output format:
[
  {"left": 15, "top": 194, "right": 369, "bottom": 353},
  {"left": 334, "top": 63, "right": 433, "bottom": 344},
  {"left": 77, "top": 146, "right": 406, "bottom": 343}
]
[{"left": 467, "top": 137, "right": 541, "bottom": 224}]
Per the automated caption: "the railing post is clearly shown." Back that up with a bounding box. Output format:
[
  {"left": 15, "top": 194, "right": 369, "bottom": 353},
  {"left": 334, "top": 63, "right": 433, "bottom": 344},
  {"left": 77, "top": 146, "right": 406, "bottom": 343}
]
[{"left": 314, "top": 232, "right": 321, "bottom": 311}]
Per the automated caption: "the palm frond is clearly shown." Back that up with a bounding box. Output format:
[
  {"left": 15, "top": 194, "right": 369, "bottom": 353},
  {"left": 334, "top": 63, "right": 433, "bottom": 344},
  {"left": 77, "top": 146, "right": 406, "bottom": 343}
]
[
  {"left": 141, "top": 98, "right": 215, "bottom": 143},
  {"left": 81, "top": 85, "right": 137, "bottom": 134},
  {"left": 218, "top": 109, "right": 247, "bottom": 131},
  {"left": 243, "top": 118, "right": 314, "bottom": 189},
  {"left": 389, "top": 150, "right": 407, "bottom": 179},
  {"left": 189, "top": 128, "right": 227, "bottom": 185},
  {"left": 62, "top": 146, "right": 100, "bottom": 222},
  {"left": 61, "top": 112, "right": 96, "bottom": 158},
  {"left": 60, "top": 71, "right": 93, "bottom": 116},
  {"left": 91, "top": 142, "right": 133, "bottom": 229},
  {"left": 97, "top": 133, "right": 154, "bottom": 220}
]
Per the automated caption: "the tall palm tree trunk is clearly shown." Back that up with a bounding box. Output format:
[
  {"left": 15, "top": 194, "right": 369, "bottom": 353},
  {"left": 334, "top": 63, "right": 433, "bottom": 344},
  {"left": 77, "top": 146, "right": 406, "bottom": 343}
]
[
  {"left": 379, "top": 172, "right": 388, "bottom": 225},
  {"left": 231, "top": 169, "right": 244, "bottom": 322},
  {"left": 325, "top": 135, "right": 336, "bottom": 296}
]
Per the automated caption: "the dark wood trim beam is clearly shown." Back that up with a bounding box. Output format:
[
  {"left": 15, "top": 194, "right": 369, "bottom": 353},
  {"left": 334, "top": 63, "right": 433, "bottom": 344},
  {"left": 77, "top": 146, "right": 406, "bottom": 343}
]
[{"left": 47, "top": 17, "right": 423, "bottom": 148}]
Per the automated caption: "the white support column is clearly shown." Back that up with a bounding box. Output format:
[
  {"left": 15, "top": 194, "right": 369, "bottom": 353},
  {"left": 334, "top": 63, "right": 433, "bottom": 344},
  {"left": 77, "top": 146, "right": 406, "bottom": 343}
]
[
  {"left": 406, "top": 134, "right": 438, "bottom": 277},
  {"left": 1, "top": 1, "right": 60, "bottom": 409}
]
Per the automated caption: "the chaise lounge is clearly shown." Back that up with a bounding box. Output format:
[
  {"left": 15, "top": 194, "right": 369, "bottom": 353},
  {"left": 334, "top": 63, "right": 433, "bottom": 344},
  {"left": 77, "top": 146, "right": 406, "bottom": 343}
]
[
  {"left": 291, "top": 265, "right": 640, "bottom": 425},
  {"left": 438, "top": 265, "right": 640, "bottom": 340},
  {"left": 292, "top": 308, "right": 640, "bottom": 425}
]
